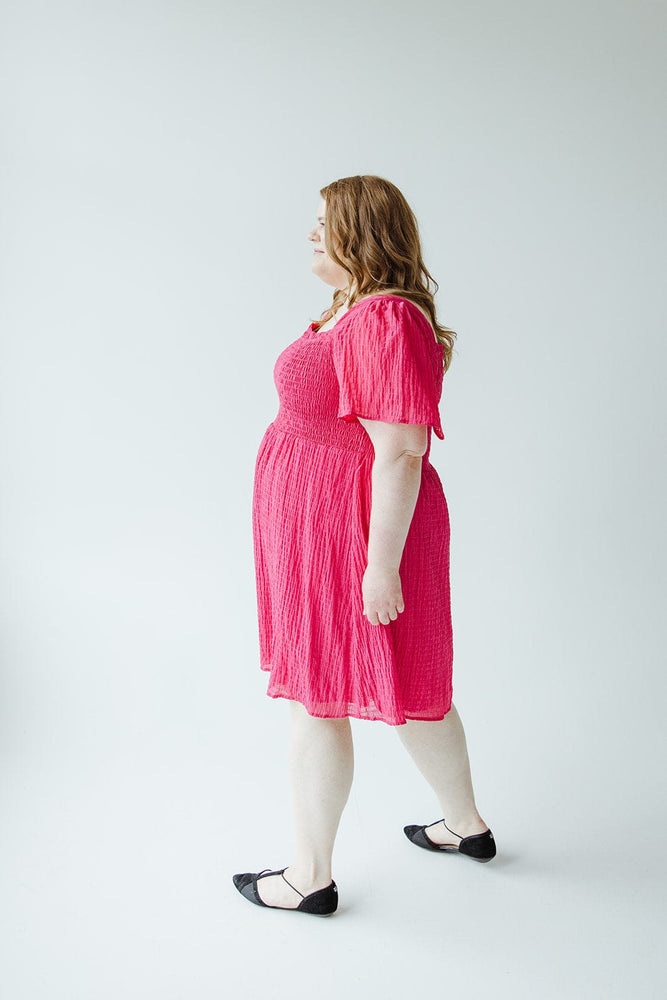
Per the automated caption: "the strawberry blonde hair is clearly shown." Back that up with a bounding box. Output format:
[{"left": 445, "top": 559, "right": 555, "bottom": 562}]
[{"left": 318, "top": 175, "right": 457, "bottom": 372}]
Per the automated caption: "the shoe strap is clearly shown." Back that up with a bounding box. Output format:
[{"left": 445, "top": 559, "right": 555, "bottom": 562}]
[
  {"left": 442, "top": 819, "right": 463, "bottom": 838},
  {"left": 280, "top": 870, "right": 305, "bottom": 898}
]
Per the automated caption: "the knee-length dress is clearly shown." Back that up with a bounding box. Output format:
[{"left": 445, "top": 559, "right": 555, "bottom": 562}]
[{"left": 251, "top": 294, "right": 453, "bottom": 726}]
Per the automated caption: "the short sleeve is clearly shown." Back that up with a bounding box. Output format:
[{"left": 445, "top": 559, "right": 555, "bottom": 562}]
[{"left": 331, "top": 297, "right": 445, "bottom": 440}]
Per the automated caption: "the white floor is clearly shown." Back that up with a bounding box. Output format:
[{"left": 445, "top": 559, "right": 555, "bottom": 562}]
[{"left": 2, "top": 697, "right": 664, "bottom": 1000}]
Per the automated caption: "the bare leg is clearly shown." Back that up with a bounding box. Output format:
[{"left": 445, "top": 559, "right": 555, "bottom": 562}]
[
  {"left": 395, "top": 703, "right": 489, "bottom": 846},
  {"left": 255, "top": 699, "right": 354, "bottom": 907}
]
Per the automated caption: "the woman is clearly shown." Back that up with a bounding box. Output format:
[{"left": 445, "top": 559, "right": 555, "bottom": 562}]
[{"left": 233, "top": 175, "right": 495, "bottom": 916}]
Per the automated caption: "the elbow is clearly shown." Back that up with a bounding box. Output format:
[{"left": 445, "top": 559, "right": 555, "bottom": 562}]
[{"left": 399, "top": 425, "right": 428, "bottom": 459}]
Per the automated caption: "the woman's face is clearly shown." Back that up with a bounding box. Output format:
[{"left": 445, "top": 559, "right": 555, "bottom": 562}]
[{"left": 308, "top": 198, "right": 350, "bottom": 291}]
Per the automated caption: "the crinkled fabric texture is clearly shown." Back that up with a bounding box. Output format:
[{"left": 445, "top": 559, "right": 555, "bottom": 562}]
[{"left": 252, "top": 295, "right": 454, "bottom": 726}]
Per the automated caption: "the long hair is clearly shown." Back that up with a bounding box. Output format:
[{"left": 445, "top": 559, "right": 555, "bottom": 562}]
[{"left": 318, "top": 175, "right": 457, "bottom": 372}]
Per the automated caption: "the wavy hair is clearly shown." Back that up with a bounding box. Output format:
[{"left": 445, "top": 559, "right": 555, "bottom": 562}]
[{"left": 317, "top": 175, "right": 457, "bottom": 372}]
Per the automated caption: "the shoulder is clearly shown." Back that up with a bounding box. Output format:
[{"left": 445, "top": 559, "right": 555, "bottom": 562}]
[{"left": 348, "top": 294, "right": 438, "bottom": 344}]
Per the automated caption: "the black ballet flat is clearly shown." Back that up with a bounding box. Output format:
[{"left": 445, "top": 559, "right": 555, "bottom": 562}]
[
  {"left": 404, "top": 820, "right": 496, "bottom": 862},
  {"left": 232, "top": 867, "right": 339, "bottom": 915}
]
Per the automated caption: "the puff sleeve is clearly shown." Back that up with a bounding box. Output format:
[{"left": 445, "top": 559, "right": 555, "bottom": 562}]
[{"left": 331, "top": 297, "right": 445, "bottom": 440}]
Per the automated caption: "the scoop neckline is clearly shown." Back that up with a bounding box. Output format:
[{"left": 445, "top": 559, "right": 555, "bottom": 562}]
[{"left": 311, "top": 293, "right": 444, "bottom": 349}]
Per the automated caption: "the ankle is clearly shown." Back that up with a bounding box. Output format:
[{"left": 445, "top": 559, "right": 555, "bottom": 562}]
[
  {"left": 442, "top": 814, "right": 488, "bottom": 837},
  {"left": 287, "top": 862, "right": 332, "bottom": 889}
]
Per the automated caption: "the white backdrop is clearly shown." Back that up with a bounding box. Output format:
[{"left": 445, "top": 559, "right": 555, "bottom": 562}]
[{"left": 1, "top": 1, "right": 665, "bottom": 997}]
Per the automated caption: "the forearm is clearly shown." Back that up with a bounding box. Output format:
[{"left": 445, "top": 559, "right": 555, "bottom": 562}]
[{"left": 366, "top": 454, "right": 422, "bottom": 570}]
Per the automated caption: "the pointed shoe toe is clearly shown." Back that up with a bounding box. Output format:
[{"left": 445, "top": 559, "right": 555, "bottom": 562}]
[
  {"left": 232, "top": 868, "right": 276, "bottom": 907},
  {"left": 403, "top": 824, "right": 443, "bottom": 852}
]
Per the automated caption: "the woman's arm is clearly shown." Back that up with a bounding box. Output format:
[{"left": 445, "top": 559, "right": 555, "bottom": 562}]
[{"left": 357, "top": 417, "right": 428, "bottom": 624}]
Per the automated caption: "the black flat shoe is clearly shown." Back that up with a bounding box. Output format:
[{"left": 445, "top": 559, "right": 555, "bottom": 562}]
[
  {"left": 232, "top": 867, "right": 338, "bottom": 915},
  {"left": 404, "top": 820, "right": 496, "bottom": 862}
]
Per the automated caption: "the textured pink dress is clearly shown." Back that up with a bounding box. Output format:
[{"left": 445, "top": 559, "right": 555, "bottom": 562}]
[{"left": 252, "top": 294, "right": 453, "bottom": 726}]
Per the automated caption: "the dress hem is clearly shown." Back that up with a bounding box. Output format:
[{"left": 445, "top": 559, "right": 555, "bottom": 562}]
[{"left": 260, "top": 666, "right": 452, "bottom": 726}]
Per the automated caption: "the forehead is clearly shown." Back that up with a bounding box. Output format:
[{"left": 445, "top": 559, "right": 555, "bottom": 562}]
[{"left": 316, "top": 197, "right": 326, "bottom": 219}]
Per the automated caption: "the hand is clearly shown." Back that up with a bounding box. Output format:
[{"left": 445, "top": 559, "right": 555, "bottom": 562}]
[{"left": 362, "top": 564, "right": 405, "bottom": 626}]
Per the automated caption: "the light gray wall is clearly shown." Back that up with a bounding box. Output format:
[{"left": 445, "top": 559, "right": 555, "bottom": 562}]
[{"left": 1, "top": 1, "right": 665, "bottom": 996}]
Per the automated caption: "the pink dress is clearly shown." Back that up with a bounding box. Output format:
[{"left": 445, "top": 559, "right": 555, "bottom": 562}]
[{"left": 252, "top": 294, "right": 453, "bottom": 726}]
